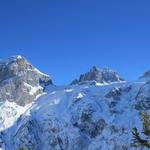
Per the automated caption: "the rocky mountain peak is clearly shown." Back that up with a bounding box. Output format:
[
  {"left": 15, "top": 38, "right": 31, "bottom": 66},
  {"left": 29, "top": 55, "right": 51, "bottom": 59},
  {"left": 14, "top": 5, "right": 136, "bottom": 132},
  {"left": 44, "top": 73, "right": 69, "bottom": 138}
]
[
  {"left": 71, "top": 66, "right": 124, "bottom": 85},
  {"left": 0, "top": 55, "right": 52, "bottom": 106},
  {"left": 139, "top": 70, "right": 150, "bottom": 81},
  {"left": 89, "top": 66, "right": 99, "bottom": 72},
  {"left": 0, "top": 55, "right": 31, "bottom": 80},
  {"left": 1, "top": 56, "right": 150, "bottom": 150}
]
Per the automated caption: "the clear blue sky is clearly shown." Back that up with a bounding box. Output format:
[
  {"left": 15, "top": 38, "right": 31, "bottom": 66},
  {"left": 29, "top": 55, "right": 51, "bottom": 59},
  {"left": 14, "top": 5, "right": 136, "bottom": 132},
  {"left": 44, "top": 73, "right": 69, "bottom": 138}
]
[{"left": 0, "top": 0, "right": 150, "bottom": 84}]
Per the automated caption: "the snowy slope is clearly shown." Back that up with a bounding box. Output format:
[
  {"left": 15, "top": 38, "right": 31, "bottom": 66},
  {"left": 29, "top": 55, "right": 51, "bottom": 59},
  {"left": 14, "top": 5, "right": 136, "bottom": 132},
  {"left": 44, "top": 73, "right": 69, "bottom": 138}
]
[
  {"left": 3, "top": 80, "right": 150, "bottom": 150},
  {"left": 0, "top": 56, "right": 52, "bottom": 149},
  {"left": 0, "top": 55, "right": 51, "bottom": 132},
  {"left": 1, "top": 57, "right": 150, "bottom": 150}
]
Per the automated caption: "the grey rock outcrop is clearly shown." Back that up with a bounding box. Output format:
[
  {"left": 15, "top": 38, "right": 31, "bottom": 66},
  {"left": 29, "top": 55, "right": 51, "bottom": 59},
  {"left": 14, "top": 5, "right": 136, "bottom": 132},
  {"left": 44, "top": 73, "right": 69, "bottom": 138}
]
[
  {"left": 5, "top": 80, "right": 144, "bottom": 150},
  {"left": 0, "top": 55, "right": 52, "bottom": 106},
  {"left": 2, "top": 56, "right": 150, "bottom": 150},
  {"left": 139, "top": 70, "right": 150, "bottom": 81},
  {"left": 135, "top": 82, "right": 150, "bottom": 110},
  {"left": 13, "top": 116, "right": 41, "bottom": 150},
  {"left": 71, "top": 66, "right": 124, "bottom": 85}
]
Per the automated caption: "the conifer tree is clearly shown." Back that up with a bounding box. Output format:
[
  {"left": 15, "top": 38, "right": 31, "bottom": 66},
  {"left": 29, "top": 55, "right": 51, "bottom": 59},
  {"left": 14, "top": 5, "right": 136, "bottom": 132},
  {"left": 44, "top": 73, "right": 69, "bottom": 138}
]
[{"left": 131, "top": 112, "right": 150, "bottom": 148}]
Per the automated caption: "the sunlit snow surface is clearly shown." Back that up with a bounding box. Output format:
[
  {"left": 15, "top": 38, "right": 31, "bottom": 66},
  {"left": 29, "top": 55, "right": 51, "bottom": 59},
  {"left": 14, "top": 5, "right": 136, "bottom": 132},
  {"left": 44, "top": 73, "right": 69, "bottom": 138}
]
[
  {"left": 2, "top": 81, "right": 150, "bottom": 150},
  {"left": 0, "top": 101, "right": 32, "bottom": 131}
]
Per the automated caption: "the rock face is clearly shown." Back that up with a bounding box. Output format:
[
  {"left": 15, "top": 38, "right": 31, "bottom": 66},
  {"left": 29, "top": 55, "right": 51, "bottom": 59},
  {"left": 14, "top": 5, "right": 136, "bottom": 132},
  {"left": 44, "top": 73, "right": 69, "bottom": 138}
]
[
  {"left": 1, "top": 56, "right": 150, "bottom": 150},
  {"left": 71, "top": 66, "right": 124, "bottom": 85},
  {"left": 0, "top": 55, "right": 52, "bottom": 106},
  {"left": 135, "top": 82, "right": 150, "bottom": 110},
  {"left": 139, "top": 70, "right": 150, "bottom": 81},
  {"left": 0, "top": 55, "right": 53, "bottom": 149},
  {"left": 13, "top": 116, "right": 41, "bottom": 150},
  {"left": 3, "top": 80, "right": 150, "bottom": 150}
]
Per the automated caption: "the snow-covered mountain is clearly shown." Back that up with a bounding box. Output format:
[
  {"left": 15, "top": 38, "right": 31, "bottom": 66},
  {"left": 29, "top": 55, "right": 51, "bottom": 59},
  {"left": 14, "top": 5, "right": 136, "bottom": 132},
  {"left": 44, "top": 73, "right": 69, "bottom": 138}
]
[
  {"left": 0, "top": 55, "right": 52, "bottom": 106},
  {"left": 0, "top": 56, "right": 150, "bottom": 150},
  {"left": 0, "top": 56, "right": 52, "bottom": 149},
  {"left": 71, "top": 66, "right": 124, "bottom": 85}
]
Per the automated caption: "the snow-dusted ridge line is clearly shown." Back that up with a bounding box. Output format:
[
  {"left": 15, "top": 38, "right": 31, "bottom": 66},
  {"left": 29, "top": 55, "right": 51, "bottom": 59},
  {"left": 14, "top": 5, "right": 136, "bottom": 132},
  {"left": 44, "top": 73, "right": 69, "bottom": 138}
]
[
  {"left": 1, "top": 55, "right": 150, "bottom": 149},
  {"left": 71, "top": 66, "right": 125, "bottom": 85}
]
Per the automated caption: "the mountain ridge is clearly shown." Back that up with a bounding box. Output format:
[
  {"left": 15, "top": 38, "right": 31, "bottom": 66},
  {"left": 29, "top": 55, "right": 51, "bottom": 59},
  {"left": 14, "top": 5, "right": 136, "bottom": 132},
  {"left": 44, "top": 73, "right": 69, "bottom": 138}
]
[
  {"left": 0, "top": 55, "right": 150, "bottom": 150},
  {"left": 71, "top": 66, "right": 124, "bottom": 85}
]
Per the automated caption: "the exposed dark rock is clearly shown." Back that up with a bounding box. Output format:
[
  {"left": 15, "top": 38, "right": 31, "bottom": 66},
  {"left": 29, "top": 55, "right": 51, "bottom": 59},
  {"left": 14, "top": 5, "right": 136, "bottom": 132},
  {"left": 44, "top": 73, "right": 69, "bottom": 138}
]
[
  {"left": 72, "top": 104, "right": 106, "bottom": 138},
  {"left": 71, "top": 66, "right": 124, "bottom": 85},
  {"left": 13, "top": 116, "right": 41, "bottom": 150},
  {"left": 0, "top": 56, "right": 52, "bottom": 106},
  {"left": 139, "top": 70, "right": 150, "bottom": 81},
  {"left": 135, "top": 82, "right": 150, "bottom": 110},
  {"left": 105, "top": 87, "right": 122, "bottom": 99}
]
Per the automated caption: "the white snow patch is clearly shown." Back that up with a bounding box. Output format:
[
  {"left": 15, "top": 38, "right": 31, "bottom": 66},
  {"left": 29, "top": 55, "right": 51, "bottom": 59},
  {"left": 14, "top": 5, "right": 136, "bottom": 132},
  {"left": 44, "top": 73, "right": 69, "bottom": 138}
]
[
  {"left": 29, "top": 86, "right": 41, "bottom": 95},
  {"left": 96, "top": 81, "right": 126, "bottom": 86},
  {"left": 76, "top": 92, "right": 84, "bottom": 99},
  {"left": 50, "top": 91, "right": 56, "bottom": 95},
  {"left": 34, "top": 68, "right": 50, "bottom": 77},
  {"left": 24, "top": 82, "right": 42, "bottom": 95},
  {"left": 16, "top": 55, "right": 22, "bottom": 59},
  {"left": 0, "top": 101, "right": 31, "bottom": 131},
  {"left": 66, "top": 89, "right": 73, "bottom": 92}
]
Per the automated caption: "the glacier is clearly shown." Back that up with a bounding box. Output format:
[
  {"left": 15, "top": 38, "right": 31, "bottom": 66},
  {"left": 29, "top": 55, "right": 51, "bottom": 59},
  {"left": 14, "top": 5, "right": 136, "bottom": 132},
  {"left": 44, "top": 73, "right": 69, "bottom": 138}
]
[{"left": 0, "top": 56, "right": 149, "bottom": 150}]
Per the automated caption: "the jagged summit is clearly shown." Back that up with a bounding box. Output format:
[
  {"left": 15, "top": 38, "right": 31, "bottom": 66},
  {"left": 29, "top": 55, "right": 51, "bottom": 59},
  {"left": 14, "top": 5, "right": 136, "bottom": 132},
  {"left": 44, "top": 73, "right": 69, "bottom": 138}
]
[
  {"left": 0, "top": 55, "right": 52, "bottom": 106},
  {"left": 1, "top": 56, "right": 150, "bottom": 150},
  {"left": 71, "top": 66, "right": 124, "bottom": 85},
  {"left": 0, "top": 55, "right": 51, "bottom": 81},
  {"left": 89, "top": 65, "right": 99, "bottom": 72},
  {"left": 4, "top": 72, "right": 149, "bottom": 150},
  {"left": 0, "top": 55, "right": 25, "bottom": 64}
]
